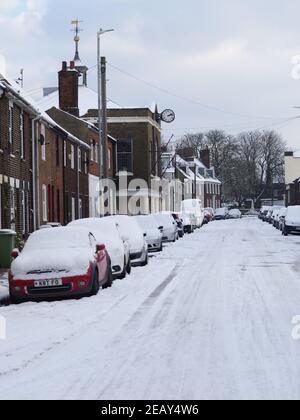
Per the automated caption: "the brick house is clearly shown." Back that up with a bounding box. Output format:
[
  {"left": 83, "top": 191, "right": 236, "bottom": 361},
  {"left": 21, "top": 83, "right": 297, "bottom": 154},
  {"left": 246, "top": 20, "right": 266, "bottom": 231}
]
[
  {"left": 0, "top": 76, "right": 38, "bottom": 238},
  {"left": 35, "top": 112, "right": 90, "bottom": 227},
  {"left": 83, "top": 106, "right": 163, "bottom": 214},
  {"left": 162, "top": 148, "right": 222, "bottom": 210},
  {"left": 46, "top": 106, "right": 116, "bottom": 217}
]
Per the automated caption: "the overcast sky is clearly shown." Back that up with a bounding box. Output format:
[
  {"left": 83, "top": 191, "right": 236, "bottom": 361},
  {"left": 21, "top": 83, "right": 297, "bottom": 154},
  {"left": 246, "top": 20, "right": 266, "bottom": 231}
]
[{"left": 1, "top": 0, "right": 300, "bottom": 148}]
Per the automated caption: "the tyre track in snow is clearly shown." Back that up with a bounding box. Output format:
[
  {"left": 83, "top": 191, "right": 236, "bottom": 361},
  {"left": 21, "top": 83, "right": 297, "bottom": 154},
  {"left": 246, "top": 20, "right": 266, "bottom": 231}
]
[{"left": 0, "top": 244, "right": 183, "bottom": 399}]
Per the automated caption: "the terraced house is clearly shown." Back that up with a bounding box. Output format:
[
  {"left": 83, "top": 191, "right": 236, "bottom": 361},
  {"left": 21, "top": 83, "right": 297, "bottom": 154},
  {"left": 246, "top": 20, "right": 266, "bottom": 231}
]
[
  {"left": 0, "top": 74, "right": 91, "bottom": 238},
  {"left": 0, "top": 75, "right": 37, "bottom": 239}
]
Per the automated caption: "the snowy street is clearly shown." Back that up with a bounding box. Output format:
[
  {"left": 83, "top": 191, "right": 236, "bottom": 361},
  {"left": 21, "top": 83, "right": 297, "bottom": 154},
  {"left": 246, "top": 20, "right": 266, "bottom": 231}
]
[{"left": 1, "top": 217, "right": 300, "bottom": 400}]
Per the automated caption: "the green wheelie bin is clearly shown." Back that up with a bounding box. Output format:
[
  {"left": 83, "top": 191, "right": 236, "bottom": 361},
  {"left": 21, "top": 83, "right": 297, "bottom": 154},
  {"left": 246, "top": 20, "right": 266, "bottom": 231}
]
[{"left": 0, "top": 230, "right": 17, "bottom": 269}]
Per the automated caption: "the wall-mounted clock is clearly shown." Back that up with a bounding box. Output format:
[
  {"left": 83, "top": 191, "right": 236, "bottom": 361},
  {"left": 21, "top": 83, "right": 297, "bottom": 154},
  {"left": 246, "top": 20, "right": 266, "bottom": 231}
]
[{"left": 160, "top": 109, "right": 176, "bottom": 123}]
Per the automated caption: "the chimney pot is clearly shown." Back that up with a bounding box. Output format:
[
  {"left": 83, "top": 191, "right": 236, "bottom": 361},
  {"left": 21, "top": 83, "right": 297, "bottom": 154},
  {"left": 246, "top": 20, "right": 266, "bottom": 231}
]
[
  {"left": 70, "top": 61, "right": 75, "bottom": 70},
  {"left": 62, "top": 61, "right": 67, "bottom": 71}
]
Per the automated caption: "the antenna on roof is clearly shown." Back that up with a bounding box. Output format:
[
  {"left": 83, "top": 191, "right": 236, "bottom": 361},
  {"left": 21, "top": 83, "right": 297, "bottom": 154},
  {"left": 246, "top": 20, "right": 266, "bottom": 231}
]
[
  {"left": 71, "top": 19, "right": 83, "bottom": 63},
  {"left": 15, "top": 69, "right": 24, "bottom": 88}
]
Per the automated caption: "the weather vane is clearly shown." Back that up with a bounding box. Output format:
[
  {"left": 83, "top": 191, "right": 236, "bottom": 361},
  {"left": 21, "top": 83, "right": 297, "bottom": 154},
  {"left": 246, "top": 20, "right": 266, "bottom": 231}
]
[{"left": 71, "top": 19, "right": 83, "bottom": 62}]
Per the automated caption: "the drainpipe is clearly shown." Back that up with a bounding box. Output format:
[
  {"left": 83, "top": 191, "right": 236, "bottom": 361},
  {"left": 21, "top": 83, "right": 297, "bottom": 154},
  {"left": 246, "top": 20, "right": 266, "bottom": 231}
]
[{"left": 31, "top": 116, "right": 40, "bottom": 232}]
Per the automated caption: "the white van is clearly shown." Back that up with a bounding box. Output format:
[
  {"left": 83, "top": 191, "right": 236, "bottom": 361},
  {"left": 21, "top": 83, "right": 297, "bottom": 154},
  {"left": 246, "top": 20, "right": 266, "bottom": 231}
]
[{"left": 181, "top": 199, "right": 204, "bottom": 231}]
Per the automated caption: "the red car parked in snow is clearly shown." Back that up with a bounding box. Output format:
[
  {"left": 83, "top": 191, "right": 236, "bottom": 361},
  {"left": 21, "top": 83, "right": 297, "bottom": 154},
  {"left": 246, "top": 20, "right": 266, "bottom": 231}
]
[{"left": 9, "top": 227, "right": 113, "bottom": 304}]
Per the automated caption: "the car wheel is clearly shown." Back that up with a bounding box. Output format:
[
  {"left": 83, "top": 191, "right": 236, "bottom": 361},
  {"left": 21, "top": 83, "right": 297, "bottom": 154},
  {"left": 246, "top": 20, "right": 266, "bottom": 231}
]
[
  {"left": 126, "top": 259, "right": 132, "bottom": 275},
  {"left": 141, "top": 252, "right": 149, "bottom": 267},
  {"left": 119, "top": 259, "right": 127, "bottom": 279},
  {"left": 10, "top": 294, "right": 23, "bottom": 305},
  {"left": 283, "top": 228, "right": 289, "bottom": 236},
  {"left": 91, "top": 268, "right": 100, "bottom": 296},
  {"left": 103, "top": 263, "right": 113, "bottom": 289}
]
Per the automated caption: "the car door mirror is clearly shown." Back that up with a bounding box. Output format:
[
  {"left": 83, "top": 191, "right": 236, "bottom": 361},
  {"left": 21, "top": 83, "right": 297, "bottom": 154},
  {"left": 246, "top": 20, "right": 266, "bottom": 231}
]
[
  {"left": 11, "top": 249, "right": 20, "bottom": 259},
  {"left": 96, "top": 244, "right": 106, "bottom": 253}
]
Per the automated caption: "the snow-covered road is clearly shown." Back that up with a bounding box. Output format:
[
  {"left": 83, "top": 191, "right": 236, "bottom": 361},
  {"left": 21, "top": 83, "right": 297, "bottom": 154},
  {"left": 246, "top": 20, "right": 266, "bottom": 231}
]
[{"left": 1, "top": 218, "right": 300, "bottom": 400}]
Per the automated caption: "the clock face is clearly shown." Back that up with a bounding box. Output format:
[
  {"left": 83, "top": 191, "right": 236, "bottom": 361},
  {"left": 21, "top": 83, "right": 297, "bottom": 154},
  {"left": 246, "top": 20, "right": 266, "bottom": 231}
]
[{"left": 161, "top": 109, "right": 175, "bottom": 123}]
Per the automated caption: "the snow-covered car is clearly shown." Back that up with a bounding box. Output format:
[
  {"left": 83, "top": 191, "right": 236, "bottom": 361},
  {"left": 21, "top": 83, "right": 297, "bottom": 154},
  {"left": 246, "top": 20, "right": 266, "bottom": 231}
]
[
  {"left": 107, "top": 215, "right": 149, "bottom": 267},
  {"left": 282, "top": 206, "right": 300, "bottom": 236},
  {"left": 69, "top": 218, "right": 131, "bottom": 280},
  {"left": 265, "top": 208, "right": 274, "bottom": 223},
  {"left": 203, "top": 208, "right": 214, "bottom": 224},
  {"left": 181, "top": 212, "right": 196, "bottom": 234},
  {"left": 272, "top": 207, "right": 284, "bottom": 229},
  {"left": 214, "top": 208, "right": 228, "bottom": 221},
  {"left": 161, "top": 212, "right": 184, "bottom": 238},
  {"left": 278, "top": 208, "right": 287, "bottom": 232},
  {"left": 181, "top": 199, "right": 204, "bottom": 228},
  {"left": 154, "top": 213, "right": 178, "bottom": 243},
  {"left": 134, "top": 215, "right": 163, "bottom": 252},
  {"left": 9, "top": 227, "right": 112, "bottom": 304},
  {"left": 228, "top": 209, "right": 242, "bottom": 219}
]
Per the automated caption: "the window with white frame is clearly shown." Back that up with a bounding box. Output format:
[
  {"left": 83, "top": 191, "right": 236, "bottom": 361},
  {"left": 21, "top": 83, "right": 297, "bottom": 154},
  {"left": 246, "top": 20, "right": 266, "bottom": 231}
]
[
  {"left": 20, "top": 111, "right": 24, "bottom": 159},
  {"left": 8, "top": 105, "right": 13, "bottom": 146},
  {"left": 21, "top": 190, "right": 26, "bottom": 234},
  {"left": 41, "top": 124, "right": 46, "bottom": 161},
  {"left": 42, "top": 184, "right": 47, "bottom": 222},
  {"left": 79, "top": 198, "right": 83, "bottom": 219},
  {"left": 70, "top": 144, "right": 75, "bottom": 169},
  {"left": 95, "top": 142, "right": 99, "bottom": 164},
  {"left": 10, "top": 187, "right": 15, "bottom": 230},
  {"left": 71, "top": 197, "right": 76, "bottom": 221},
  {"left": 90, "top": 140, "right": 95, "bottom": 161},
  {"left": 84, "top": 152, "right": 88, "bottom": 174},
  {"left": 78, "top": 148, "right": 81, "bottom": 172},
  {"left": 108, "top": 148, "right": 111, "bottom": 170},
  {"left": 64, "top": 141, "right": 67, "bottom": 167}
]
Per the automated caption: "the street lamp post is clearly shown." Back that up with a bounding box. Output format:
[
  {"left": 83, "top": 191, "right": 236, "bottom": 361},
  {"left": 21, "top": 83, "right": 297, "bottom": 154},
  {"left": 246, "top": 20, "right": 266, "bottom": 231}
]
[{"left": 97, "top": 28, "right": 114, "bottom": 182}]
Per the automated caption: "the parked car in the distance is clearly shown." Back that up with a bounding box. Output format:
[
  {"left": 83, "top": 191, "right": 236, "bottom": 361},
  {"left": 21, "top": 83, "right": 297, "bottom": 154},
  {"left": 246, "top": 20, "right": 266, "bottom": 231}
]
[
  {"left": 161, "top": 212, "right": 184, "bottom": 238},
  {"left": 278, "top": 208, "right": 287, "bottom": 232},
  {"left": 228, "top": 209, "right": 242, "bottom": 219},
  {"left": 204, "top": 208, "right": 214, "bottom": 223},
  {"left": 154, "top": 213, "right": 178, "bottom": 243},
  {"left": 214, "top": 208, "right": 228, "bottom": 221},
  {"left": 107, "top": 215, "right": 149, "bottom": 267},
  {"left": 272, "top": 207, "right": 284, "bottom": 229},
  {"left": 9, "top": 227, "right": 112, "bottom": 304},
  {"left": 181, "top": 199, "right": 204, "bottom": 229},
  {"left": 134, "top": 215, "right": 163, "bottom": 252},
  {"left": 282, "top": 206, "right": 300, "bottom": 236},
  {"left": 68, "top": 218, "right": 131, "bottom": 279}
]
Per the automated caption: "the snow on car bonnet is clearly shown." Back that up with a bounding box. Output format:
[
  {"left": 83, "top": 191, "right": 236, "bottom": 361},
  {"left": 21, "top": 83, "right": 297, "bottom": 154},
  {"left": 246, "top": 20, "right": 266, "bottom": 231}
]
[{"left": 11, "top": 227, "right": 97, "bottom": 280}]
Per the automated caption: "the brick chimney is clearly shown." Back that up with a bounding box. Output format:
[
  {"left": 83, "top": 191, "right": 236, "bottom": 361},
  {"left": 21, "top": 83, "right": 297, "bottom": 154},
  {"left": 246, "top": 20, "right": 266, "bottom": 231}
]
[
  {"left": 200, "top": 148, "right": 210, "bottom": 169},
  {"left": 58, "top": 61, "right": 79, "bottom": 117}
]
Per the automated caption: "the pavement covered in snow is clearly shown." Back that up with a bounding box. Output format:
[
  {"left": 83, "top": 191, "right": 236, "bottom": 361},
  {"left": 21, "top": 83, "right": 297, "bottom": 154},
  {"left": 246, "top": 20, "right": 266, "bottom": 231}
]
[
  {"left": 0, "top": 271, "right": 9, "bottom": 302},
  {"left": 1, "top": 218, "right": 300, "bottom": 400}
]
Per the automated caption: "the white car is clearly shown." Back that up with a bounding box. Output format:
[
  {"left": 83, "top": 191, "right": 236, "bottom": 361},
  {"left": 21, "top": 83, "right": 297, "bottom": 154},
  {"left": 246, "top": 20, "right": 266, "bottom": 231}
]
[
  {"left": 154, "top": 213, "right": 178, "bottom": 243},
  {"left": 107, "top": 216, "right": 149, "bottom": 267},
  {"left": 181, "top": 199, "right": 204, "bottom": 229},
  {"left": 68, "top": 218, "right": 131, "bottom": 279},
  {"left": 134, "top": 215, "right": 163, "bottom": 252},
  {"left": 228, "top": 209, "right": 242, "bottom": 219},
  {"left": 282, "top": 206, "right": 300, "bottom": 236}
]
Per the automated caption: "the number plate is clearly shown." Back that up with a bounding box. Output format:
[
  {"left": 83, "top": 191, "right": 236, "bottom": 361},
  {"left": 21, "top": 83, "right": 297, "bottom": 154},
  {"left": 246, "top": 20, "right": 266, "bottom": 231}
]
[{"left": 34, "top": 279, "right": 63, "bottom": 288}]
